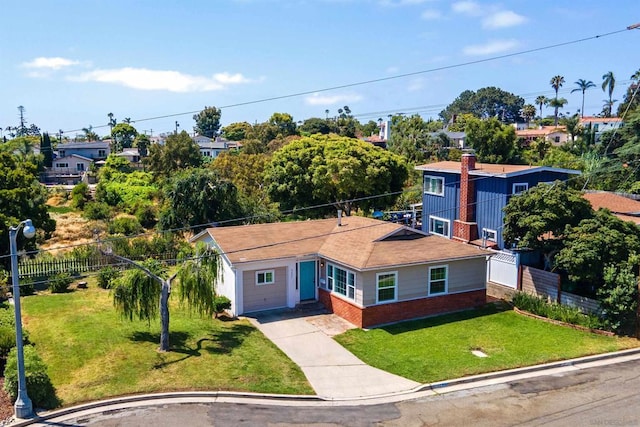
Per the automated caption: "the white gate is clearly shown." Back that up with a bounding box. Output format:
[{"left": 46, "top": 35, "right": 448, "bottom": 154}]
[{"left": 487, "top": 250, "right": 518, "bottom": 288}]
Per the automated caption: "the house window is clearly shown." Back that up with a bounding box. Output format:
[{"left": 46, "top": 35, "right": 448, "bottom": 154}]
[
  {"left": 428, "top": 265, "right": 448, "bottom": 296},
  {"left": 59, "top": 150, "right": 66, "bottom": 157},
  {"left": 429, "top": 216, "right": 450, "bottom": 238},
  {"left": 98, "top": 149, "right": 106, "bottom": 157},
  {"left": 554, "top": 136, "right": 560, "bottom": 143},
  {"left": 512, "top": 183, "right": 529, "bottom": 195},
  {"left": 594, "top": 124, "right": 599, "bottom": 131},
  {"left": 256, "top": 270, "right": 275, "bottom": 285},
  {"left": 376, "top": 272, "right": 397, "bottom": 303},
  {"left": 424, "top": 175, "right": 444, "bottom": 196},
  {"left": 77, "top": 163, "right": 85, "bottom": 172},
  {"left": 55, "top": 163, "right": 68, "bottom": 168},
  {"left": 326, "top": 263, "right": 355, "bottom": 300},
  {"left": 482, "top": 228, "right": 497, "bottom": 242}
]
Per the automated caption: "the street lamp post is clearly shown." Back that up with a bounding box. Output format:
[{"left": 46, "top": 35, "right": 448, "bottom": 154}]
[{"left": 9, "top": 219, "right": 35, "bottom": 419}]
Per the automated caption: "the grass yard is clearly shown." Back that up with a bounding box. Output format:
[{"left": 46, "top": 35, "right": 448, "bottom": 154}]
[
  {"left": 334, "top": 304, "right": 639, "bottom": 384},
  {"left": 21, "top": 281, "right": 313, "bottom": 406}
]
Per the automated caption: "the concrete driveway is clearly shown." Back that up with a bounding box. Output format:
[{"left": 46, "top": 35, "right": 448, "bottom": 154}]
[{"left": 247, "top": 308, "right": 420, "bottom": 400}]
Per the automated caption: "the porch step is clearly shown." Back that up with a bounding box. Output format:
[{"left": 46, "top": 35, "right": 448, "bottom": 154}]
[{"left": 294, "top": 301, "right": 327, "bottom": 314}]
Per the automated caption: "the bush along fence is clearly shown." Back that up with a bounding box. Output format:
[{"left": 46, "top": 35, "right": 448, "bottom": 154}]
[{"left": 13, "top": 251, "right": 179, "bottom": 281}]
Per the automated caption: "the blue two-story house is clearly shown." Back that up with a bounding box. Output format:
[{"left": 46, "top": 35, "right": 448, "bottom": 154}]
[{"left": 416, "top": 153, "right": 581, "bottom": 249}]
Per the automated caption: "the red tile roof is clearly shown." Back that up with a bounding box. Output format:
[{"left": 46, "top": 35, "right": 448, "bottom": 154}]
[{"left": 583, "top": 192, "right": 640, "bottom": 224}]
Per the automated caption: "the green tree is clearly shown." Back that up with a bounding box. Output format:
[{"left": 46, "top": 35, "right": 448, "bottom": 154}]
[
  {"left": 145, "top": 131, "right": 202, "bottom": 179},
  {"left": 521, "top": 104, "right": 536, "bottom": 127},
  {"left": 571, "top": 79, "right": 596, "bottom": 118},
  {"left": 465, "top": 117, "right": 519, "bottom": 163},
  {"left": 269, "top": 112, "right": 298, "bottom": 137},
  {"left": 550, "top": 75, "right": 565, "bottom": 125},
  {"left": 535, "top": 95, "right": 548, "bottom": 119},
  {"left": 82, "top": 125, "right": 100, "bottom": 142},
  {"left": 555, "top": 210, "right": 640, "bottom": 292},
  {"left": 617, "top": 69, "right": 640, "bottom": 116},
  {"left": 503, "top": 182, "right": 593, "bottom": 269},
  {"left": 159, "top": 168, "right": 243, "bottom": 231},
  {"left": 134, "top": 133, "right": 150, "bottom": 157},
  {"left": 560, "top": 114, "right": 581, "bottom": 142},
  {"left": 601, "top": 71, "right": 616, "bottom": 117},
  {"left": 387, "top": 114, "right": 431, "bottom": 163},
  {"left": 439, "top": 87, "right": 525, "bottom": 124},
  {"left": 41, "top": 132, "right": 53, "bottom": 168},
  {"left": 547, "top": 98, "right": 568, "bottom": 125},
  {"left": 193, "top": 106, "right": 222, "bottom": 138},
  {"left": 221, "top": 121, "right": 252, "bottom": 141},
  {"left": 265, "top": 134, "right": 408, "bottom": 216},
  {"left": 111, "top": 123, "right": 138, "bottom": 152},
  {"left": 598, "top": 258, "right": 638, "bottom": 335},
  {"left": 0, "top": 152, "right": 56, "bottom": 265}
]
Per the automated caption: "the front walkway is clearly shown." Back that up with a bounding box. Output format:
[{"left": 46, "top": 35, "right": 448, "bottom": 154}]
[{"left": 247, "top": 308, "right": 420, "bottom": 400}]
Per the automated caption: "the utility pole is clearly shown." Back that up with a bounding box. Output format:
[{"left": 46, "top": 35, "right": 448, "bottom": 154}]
[
  {"left": 175, "top": 121, "right": 179, "bottom": 135},
  {"left": 17, "top": 106, "right": 26, "bottom": 136}
]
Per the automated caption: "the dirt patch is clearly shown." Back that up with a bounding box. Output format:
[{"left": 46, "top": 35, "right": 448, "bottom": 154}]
[
  {"left": 41, "top": 211, "right": 106, "bottom": 255},
  {"left": 0, "top": 378, "right": 14, "bottom": 424}
]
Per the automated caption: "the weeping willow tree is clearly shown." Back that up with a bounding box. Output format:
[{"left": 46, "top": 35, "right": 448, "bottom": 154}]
[{"left": 110, "top": 243, "right": 222, "bottom": 352}]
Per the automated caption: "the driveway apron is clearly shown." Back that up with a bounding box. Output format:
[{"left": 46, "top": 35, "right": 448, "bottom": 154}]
[{"left": 248, "top": 310, "right": 420, "bottom": 399}]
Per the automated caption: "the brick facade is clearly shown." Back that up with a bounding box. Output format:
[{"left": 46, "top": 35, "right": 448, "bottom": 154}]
[
  {"left": 453, "top": 153, "right": 478, "bottom": 242},
  {"left": 319, "top": 288, "right": 486, "bottom": 328}
]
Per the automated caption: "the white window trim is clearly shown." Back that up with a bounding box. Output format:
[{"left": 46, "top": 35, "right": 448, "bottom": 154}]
[
  {"left": 326, "top": 263, "right": 356, "bottom": 301},
  {"left": 256, "top": 269, "right": 275, "bottom": 286},
  {"left": 429, "top": 215, "right": 450, "bottom": 238},
  {"left": 428, "top": 265, "right": 448, "bottom": 296},
  {"left": 376, "top": 271, "right": 398, "bottom": 304},
  {"left": 482, "top": 228, "right": 497, "bottom": 242},
  {"left": 424, "top": 175, "right": 445, "bottom": 196},
  {"left": 512, "top": 182, "right": 529, "bottom": 195}
]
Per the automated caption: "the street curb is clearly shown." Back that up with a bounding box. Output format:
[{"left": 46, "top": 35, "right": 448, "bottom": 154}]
[
  {"left": 9, "top": 347, "right": 640, "bottom": 426},
  {"left": 418, "top": 346, "right": 640, "bottom": 393}
]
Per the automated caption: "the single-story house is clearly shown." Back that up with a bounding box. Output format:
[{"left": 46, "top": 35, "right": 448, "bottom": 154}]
[
  {"left": 192, "top": 215, "right": 491, "bottom": 328},
  {"left": 515, "top": 126, "right": 568, "bottom": 146},
  {"left": 583, "top": 191, "right": 640, "bottom": 225}
]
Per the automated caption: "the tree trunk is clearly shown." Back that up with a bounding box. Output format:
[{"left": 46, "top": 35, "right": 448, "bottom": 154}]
[{"left": 159, "top": 279, "right": 170, "bottom": 352}]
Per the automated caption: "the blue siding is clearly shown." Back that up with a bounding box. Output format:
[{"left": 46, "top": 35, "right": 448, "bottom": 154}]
[
  {"left": 475, "top": 177, "right": 509, "bottom": 248},
  {"left": 421, "top": 172, "right": 459, "bottom": 237}
]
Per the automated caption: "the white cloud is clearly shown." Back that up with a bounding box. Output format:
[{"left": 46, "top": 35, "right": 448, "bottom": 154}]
[
  {"left": 482, "top": 10, "right": 526, "bottom": 29},
  {"left": 304, "top": 92, "right": 363, "bottom": 106},
  {"left": 71, "top": 67, "right": 254, "bottom": 92},
  {"left": 420, "top": 9, "right": 442, "bottom": 20},
  {"left": 386, "top": 66, "right": 400, "bottom": 74},
  {"left": 379, "top": 0, "right": 434, "bottom": 6},
  {"left": 462, "top": 39, "right": 518, "bottom": 56},
  {"left": 452, "top": 1, "right": 482, "bottom": 16},
  {"left": 22, "top": 57, "right": 80, "bottom": 70},
  {"left": 407, "top": 78, "right": 425, "bottom": 92}
]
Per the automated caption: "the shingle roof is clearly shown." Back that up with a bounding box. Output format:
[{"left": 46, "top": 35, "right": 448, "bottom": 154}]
[
  {"left": 583, "top": 192, "right": 640, "bottom": 224},
  {"left": 579, "top": 116, "right": 623, "bottom": 124},
  {"left": 200, "top": 216, "right": 488, "bottom": 270}
]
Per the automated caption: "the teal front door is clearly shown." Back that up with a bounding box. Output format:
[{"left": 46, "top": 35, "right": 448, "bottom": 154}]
[{"left": 299, "top": 261, "right": 316, "bottom": 301}]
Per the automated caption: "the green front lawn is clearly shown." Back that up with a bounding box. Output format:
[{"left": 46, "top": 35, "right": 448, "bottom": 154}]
[
  {"left": 334, "top": 304, "right": 639, "bottom": 384},
  {"left": 21, "top": 282, "right": 313, "bottom": 406}
]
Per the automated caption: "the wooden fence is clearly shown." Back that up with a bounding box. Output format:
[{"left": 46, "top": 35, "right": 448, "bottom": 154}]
[{"left": 520, "top": 266, "right": 601, "bottom": 315}]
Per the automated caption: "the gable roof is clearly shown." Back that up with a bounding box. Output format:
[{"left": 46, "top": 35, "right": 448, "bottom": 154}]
[
  {"left": 196, "top": 216, "right": 488, "bottom": 271},
  {"left": 516, "top": 126, "right": 567, "bottom": 137},
  {"left": 583, "top": 191, "right": 640, "bottom": 224},
  {"left": 57, "top": 141, "right": 110, "bottom": 150},
  {"left": 579, "top": 116, "right": 623, "bottom": 124},
  {"left": 415, "top": 161, "right": 580, "bottom": 178},
  {"left": 55, "top": 154, "right": 93, "bottom": 162}
]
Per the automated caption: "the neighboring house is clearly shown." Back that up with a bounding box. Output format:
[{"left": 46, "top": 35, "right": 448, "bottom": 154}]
[
  {"left": 416, "top": 153, "right": 581, "bottom": 250},
  {"left": 42, "top": 154, "right": 92, "bottom": 185},
  {"left": 515, "top": 126, "right": 568, "bottom": 146},
  {"left": 56, "top": 141, "right": 110, "bottom": 160},
  {"left": 192, "top": 215, "right": 490, "bottom": 328},
  {"left": 194, "top": 135, "right": 239, "bottom": 158},
  {"left": 363, "top": 119, "right": 391, "bottom": 148},
  {"left": 583, "top": 191, "right": 640, "bottom": 225},
  {"left": 116, "top": 148, "right": 141, "bottom": 164},
  {"left": 429, "top": 131, "right": 466, "bottom": 149},
  {"left": 579, "top": 116, "right": 623, "bottom": 142}
]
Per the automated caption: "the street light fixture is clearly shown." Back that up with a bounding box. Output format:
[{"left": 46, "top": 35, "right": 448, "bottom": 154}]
[{"left": 9, "top": 219, "right": 35, "bottom": 419}]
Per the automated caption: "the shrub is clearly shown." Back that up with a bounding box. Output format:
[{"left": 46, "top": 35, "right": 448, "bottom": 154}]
[
  {"left": 0, "top": 325, "right": 16, "bottom": 360},
  {"left": 97, "top": 266, "right": 120, "bottom": 289},
  {"left": 108, "top": 217, "right": 143, "bottom": 236},
  {"left": 83, "top": 201, "right": 112, "bottom": 220},
  {"left": 48, "top": 272, "right": 73, "bottom": 293},
  {"left": 4, "top": 345, "right": 59, "bottom": 409},
  {"left": 20, "top": 277, "right": 35, "bottom": 297},
  {"left": 70, "top": 182, "right": 90, "bottom": 209},
  {"left": 135, "top": 203, "right": 157, "bottom": 229},
  {"left": 512, "top": 292, "right": 603, "bottom": 330},
  {"left": 214, "top": 295, "right": 232, "bottom": 318}
]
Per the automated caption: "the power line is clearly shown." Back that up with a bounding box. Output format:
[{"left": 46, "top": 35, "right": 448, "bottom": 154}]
[{"left": 60, "top": 26, "right": 634, "bottom": 134}]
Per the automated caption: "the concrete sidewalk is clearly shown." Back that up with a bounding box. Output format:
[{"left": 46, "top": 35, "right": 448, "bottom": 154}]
[{"left": 247, "top": 309, "right": 420, "bottom": 399}]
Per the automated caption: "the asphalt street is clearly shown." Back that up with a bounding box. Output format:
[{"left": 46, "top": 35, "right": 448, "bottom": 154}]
[{"left": 39, "top": 359, "right": 640, "bottom": 427}]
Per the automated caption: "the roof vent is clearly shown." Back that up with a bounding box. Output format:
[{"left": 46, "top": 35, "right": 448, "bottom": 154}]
[{"left": 337, "top": 210, "right": 342, "bottom": 226}]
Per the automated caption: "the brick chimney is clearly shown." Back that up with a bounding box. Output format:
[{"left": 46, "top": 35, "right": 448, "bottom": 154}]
[{"left": 453, "top": 153, "right": 478, "bottom": 242}]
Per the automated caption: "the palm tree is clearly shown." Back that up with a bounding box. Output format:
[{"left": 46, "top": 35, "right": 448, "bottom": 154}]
[
  {"left": 550, "top": 75, "right": 565, "bottom": 125},
  {"left": 601, "top": 71, "right": 616, "bottom": 117},
  {"left": 571, "top": 79, "right": 596, "bottom": 117},
  {"left": 548, "top": 98, "right": 568, "bottom": 125},
  {"left": 602, "top": 99, "right": 618, "bottom": 117},
  {"left": 521, "top": 104, "right": 536, "bottom": 127},
  {"left": 535, "top": 95, "right": 548, "bottom": 119}
]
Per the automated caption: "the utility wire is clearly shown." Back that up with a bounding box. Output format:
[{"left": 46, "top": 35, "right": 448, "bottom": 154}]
[{"left": 60, "top": 26, "right": 634, "bottom": 134}]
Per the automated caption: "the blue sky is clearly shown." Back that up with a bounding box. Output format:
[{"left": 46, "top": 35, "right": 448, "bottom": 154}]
[{"left": 2, "top": 0, "right": 639, "bottom": 139}]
